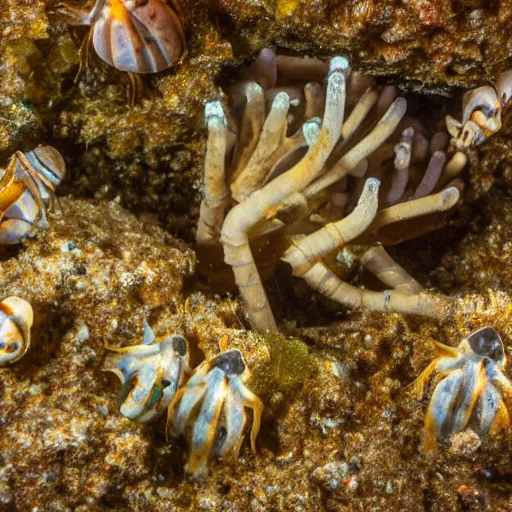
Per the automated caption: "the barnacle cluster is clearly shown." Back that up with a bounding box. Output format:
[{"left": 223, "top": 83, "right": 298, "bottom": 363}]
[
  {"left": 197, "top": 49, "right": 468, "bottom": 332},
  {"left": 105, "top": 325, "right": 263, "bottom": 478}
]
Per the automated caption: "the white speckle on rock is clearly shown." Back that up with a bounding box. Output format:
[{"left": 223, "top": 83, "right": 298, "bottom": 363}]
[
  {"left": 60, "top": 241, "right": 81, "bottom": 255},
  {"left": 346, "top": 477, "right": 358, "bottom": 491},
  {"left": 336, "top": 247, "right": 356, "bottom": 268},
  {"left": 96, "top": 405, "right": 109, "bottom": 417},
  {"left": 28, "top": 384, "right": 42, "bottom": 396},
  {"left": 328, "top": 478, "right": 339, "bottom": 489},
  {"left": 331, "top": 361, "right": 349, "bottom": 380},
  {"left": 76, "top": 324, "right": 90, "bottom": 346},
  {"left": 449, "top": 429, "right": 482, "bottom": 455},
  {"left": 312, "top": 460, "right": 350, "bottom": 485}
]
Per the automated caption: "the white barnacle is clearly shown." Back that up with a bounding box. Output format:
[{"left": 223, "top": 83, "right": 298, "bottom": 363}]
[
  {"left": 411, "top": 326, "right": 512, "bottom": 453},
  {"left": 0, "top": 146, "right": 66, "bottom": 244},
  {"left": 55, "top": 0, "right": 185, "bottom": 103},
  {"left": 0, "top": 296, "right": 33, "bottom": 364},
  {"left": 104, "top": 322, "right": 190, "bottom": 423},
  {"left": 167, "top": 349, "right": 263, "bottom": 479},
  {"left": 447, "top": 69, "right": 512, "bottom": 149},
  {"left": 55, "top": 0, "right": 185, "bottom": 74}
]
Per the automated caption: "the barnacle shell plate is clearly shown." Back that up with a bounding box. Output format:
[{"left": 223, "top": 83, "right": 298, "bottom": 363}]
[
  {"left": 105, "top": 328, "right": 189, "bottom": 423},
  {"left": 93, "top": 0, "right": 186, "bottom": 74},
  {"left": 169, "top": 349, "right": 263, "bottom": 478},
  {"left": 0, "top": 297, "right": 33, "bottom": 364}
]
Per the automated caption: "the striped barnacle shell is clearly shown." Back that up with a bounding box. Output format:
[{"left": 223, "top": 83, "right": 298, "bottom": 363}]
[
  {"left": 24, "top": 146, "right": 67, "bottom": 192},
  {"left": 412, "top": 327, "right": 512, "bottom": 453},
  {"left": 104, "top": 322, "right": 190, "bottom": 423},
  {"left": 461, "top": 86, "right": 501, "bottom": 125},
  {"left": 0, "top": 297, "right": 34, "bottom": 364},
  {"left": 496, "top": 70, "right": 512, "bottom": 110},
  {"left": 461, "top": 85, "right": 502, "bottom": 137},
  {"left": 167, "top": 349, "right": 263, "bottom": 478},
  {"left": 0, "top": 146, "right": 66, "bottom": 244},
  {"left": 80, "top": 0, "right": 186, "bottom": 74},
  {"left": 447, "top": 77, "right": 511, "bottom": 149}
]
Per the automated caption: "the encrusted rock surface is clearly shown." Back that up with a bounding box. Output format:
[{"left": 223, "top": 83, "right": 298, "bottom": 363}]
[
  {"left": 0, "top": 198, "right": 195, "bottom": 509},
  {"left": 2, "top": 1, "right": 512, "bottom": 511}
]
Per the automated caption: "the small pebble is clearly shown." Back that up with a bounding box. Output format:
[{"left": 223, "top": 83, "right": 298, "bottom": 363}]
[{"left": 76, "top": 324, "right": 90, "bottom": 346}]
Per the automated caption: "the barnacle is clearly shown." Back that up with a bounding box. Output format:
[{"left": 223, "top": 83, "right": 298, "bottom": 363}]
[
  {"left": 446, "top": 70, "right": 512, "bottom": 149},
  {"left": 0, "top": 146, "right": 66, "bottom": 244},
  {"left": 0, "top": 296, "right": 33, "bottom": 364},
  {"left": 197, "top": 49, "right": 467, "bottom": 332},
  {"left": 104, "top": 322, "right": 190, "bottom": 423},
  {"left": 56, "top": 0, "right": 185, "bottom": 73},
  {"left": 412, "top": 327, "right": 512, "bottom": 453},
  {"left": 167, "top": 348, "right": 263, "bottom": 478},
  {"left": 55, "top": 0, "right": 186, "bottom": 103}
]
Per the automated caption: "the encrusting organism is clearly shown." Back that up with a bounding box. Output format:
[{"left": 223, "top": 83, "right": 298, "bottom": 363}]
[
  {"left": 167, "top": 347, "right": 263, "bottom": 478},
  {"left": 0, "top": 297, "right": 34, "bottom": 364},
  {"left": 55, "top": 0, "right": 186, "bottom": 102},
  {"left": 104, "top": 321, "right": 190, "bottom": 423},
  {"left": 0, "top": 146, "right": 66, "bottom": 244},
  {"left": 446, "top": 70, "right": 512, "bottom": 150},
  {"left": 412, "top": 327, "right": 512, "bottom": 453},
  {"left": 196, "top": 48, "right": 468, "bottom": 332}
]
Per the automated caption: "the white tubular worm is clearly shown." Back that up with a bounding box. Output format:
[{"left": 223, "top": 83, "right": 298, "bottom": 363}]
[
  {"left": 361, "top": 246, "right": 423, "bottom": 295},
  {"left": 282, "top": 178, "right": 380, "bottom": 277},
  {"left": 221, "top": 57, "right": 350, "bottom": 332},
  {"left": 231, "top": 92, "right": 291, "bottom": 201},
  {"left": 298, "top": 260, "right": 448, "bottom": 317},
  {"left": 196, "top": 101, "right": 231, "bottom": 248}
]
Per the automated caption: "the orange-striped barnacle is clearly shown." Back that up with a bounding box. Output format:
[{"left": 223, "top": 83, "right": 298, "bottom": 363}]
[
  {"left": 167, "top": 349, "right": 263, "bottom": 478},
  {"left": 56, "top": 0, "right": 186, "bottom": 77},
  {"left": 496, "top": 70, "right": 512, "bottom": 110},
  {"left": 447, "top": 70, "right": 512, "bottom": 149},
  {"left": 104, "top": 322, "right": 190, "bottom": 423},
  {"left": 0, "top": 297, "right": 34, "bottom": 364},
  {"left": 412, "top": 327, "right": 512, "bottom": 453},
  {"left": 0, "top": 146, "right": 66, "bottom": 244}
]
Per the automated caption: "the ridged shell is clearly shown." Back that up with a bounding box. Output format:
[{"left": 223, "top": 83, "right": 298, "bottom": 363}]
[
  {"left": 25, "top": 146, "right": 66, "bottom": 190},
  {"left": 496, "top": 69, "right": 512, "bottom": 108},
  {"left": 462, "top": 85, "right": 501, "bottom": 126},
  {"left": 104, "top": 324, "right": 189, "bottom": 423},
  {"left": 92, "top": 0, "right": 185, "bottom": 74},
  {"left": 168, "top": 349, "right": 262, "bottom": 478},
  {"left": 0, "top": 297, "right": 33, "bottom": 364},
  {"left": 0, "top": 146, "right": 66, "bottom": 244}
]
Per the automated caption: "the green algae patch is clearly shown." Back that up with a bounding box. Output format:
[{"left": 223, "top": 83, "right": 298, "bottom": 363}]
[{"left": 250, "top": 333, "right": 316, "bottom": 407}]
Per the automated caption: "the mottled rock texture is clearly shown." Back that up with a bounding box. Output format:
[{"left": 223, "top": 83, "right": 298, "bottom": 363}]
[{"left": 2, "top": 0, "right": 512, "bottom": 511}]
